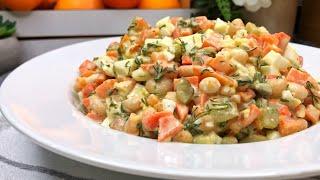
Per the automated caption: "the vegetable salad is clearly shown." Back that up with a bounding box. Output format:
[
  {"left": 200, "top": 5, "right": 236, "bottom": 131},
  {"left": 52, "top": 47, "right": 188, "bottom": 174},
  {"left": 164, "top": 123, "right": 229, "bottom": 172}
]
[{"left": 74, "top": 16, "right": 320, "bottom": 144}]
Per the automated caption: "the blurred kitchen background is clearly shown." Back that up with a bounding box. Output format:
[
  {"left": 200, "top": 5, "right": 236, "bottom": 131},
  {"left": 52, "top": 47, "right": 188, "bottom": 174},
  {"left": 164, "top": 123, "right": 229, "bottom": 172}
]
[{"left": 0, "top": 0, "right": 319, "bottom": 77}]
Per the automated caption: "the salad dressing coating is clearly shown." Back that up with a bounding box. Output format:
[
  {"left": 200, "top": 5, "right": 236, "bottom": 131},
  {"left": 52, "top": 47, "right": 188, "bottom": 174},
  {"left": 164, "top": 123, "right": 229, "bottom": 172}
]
[{"left": 74, "top": 16, "right": 320, "bottom": 144}]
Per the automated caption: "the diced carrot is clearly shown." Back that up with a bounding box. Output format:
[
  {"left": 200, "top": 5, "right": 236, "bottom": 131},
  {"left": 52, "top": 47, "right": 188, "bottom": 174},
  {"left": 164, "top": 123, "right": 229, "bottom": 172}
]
[
  {"left": 305, "top": 104, "right": 320, "bottom": 124},
  {"left": 239, "top": 89, "right": 256, "bottom": 102},
  {"left": 175, "top": 103, "right": 189, "bottom": 122},
  {"left": 170, "top": 17, "right": 181, "bottom": 26},
  {"left": 178, "top": 65, "right": 202, "bottom": 77},
  {"left": 106, "top": 50, "right": 118, "bottom": 58},
  {"left": 142, "top": 111, "right": 172, "bottom": 131},
  {"left": 278, "top": 104, "right": 292, "bottom": 117},
  {"left": 82, "top": 98, "right": 90, "bottom": 109},
  {"left": 95, "top": 79, "right": 117, "bottom": 98},
  {"left": 273, "top": 32, "right": 291, "bottom": 50},
  {"left": 207, "top": 56, "right": 234, "bottom": 74},
  {"left": 135, "top": 17, "right": 150, "bottom": 31},
  {"left": 79, "top": 60, "right": 96, "bottom": 77},
  {"left": 201, "top": 70, "right": 237, "bottom": 87},
  {"left": 140, "top": 64, "right": 154, "bottom": 72},
  {"left": 74, "top": 77, "right": 87, "bottom": 91},
  {"left": 286, "top": 68, "right": 309, "bottom": 85},
  {"left": 94, "top": 74, "right": 107, "bottom": 85},
  {"left": 82, "top": 83, "right": 96, "bottom": 98},
  {"left": 180, "top": 28, "right": 193, "bottom": 36},
  {"left": 87, "top": 111, "right": 104, "bottom": 122},
  {"left": 241, "top": 104, "right": 261, "bottom": 127},
  {"left": 181, "top": 55, "right": 192, "bottom": 65},
  {"left": 199, "top": 20, "right": 214, "bottom": 31},
  {"left": 262, "top": 44, "right": 283, "bottom": 56},
  {"left": 158, "top": 115, "right": 183, "bottom": 142},
  {"left": 185, "top": 76, "right": 199, "bottom": 88},
  {"left": 172, "top": 28, "right": 181, "bottom": 39},
  {"left": 202, "top": 35, "right": 222, "bottom": 50},
  {"left": 278, "top": 116, "right": 308, "bottom": 136}
]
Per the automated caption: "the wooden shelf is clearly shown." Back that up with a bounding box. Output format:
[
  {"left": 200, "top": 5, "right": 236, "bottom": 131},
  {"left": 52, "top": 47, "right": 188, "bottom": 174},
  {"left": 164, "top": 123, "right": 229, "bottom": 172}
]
[{"left": 1, "top": 9, "right": 196, "bottom": 38}]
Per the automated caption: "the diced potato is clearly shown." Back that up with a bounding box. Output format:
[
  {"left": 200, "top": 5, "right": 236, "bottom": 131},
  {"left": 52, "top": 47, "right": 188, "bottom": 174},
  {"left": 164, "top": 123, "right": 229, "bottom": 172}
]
[
  {"left": 162, "top": 99, "right": 176, "bottom": 112},
  {"left": 193, "top": 132, "right": 222, "bottom": 144},
  {"left": 115, "top": 80, "right": 136, "bottom": 97},
  {"left": 132, "top": 68, "right": 152, "bottom": 81},
  {"left": 127, "top": 84, "right": 149, "bottom": 99},
  {"left": 214, "top": 18, "right": 229, "bottom": 34}
]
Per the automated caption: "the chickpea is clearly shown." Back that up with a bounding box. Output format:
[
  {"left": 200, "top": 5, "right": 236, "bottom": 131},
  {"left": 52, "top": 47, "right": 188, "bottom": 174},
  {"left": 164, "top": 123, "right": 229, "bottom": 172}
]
[
  {"left": 88, "top": 95, "right": 106, "bottom": 116},
  {"left": 267, "top": 78, "right": 287, "bottom": 98},
  {"left": 124, "top": 113, "right": 142, "bottom": 135},
  {"left": 199, "top": 115, "right": 215, "bottom": 133},
  {"left": 173, "top": 130, "right": 193, "bottom": 143},
  {"left": 145, "top": 78, "right": 173, "bottom": 96},
  {"left": 230, "top": 48, "right": 248, "bottom": 64},
  {"left": 199, "top": 77, "right": 221, "bottom": 94},
  {"left": 122, "top": 96, "right": 142, "bottom": 113}
]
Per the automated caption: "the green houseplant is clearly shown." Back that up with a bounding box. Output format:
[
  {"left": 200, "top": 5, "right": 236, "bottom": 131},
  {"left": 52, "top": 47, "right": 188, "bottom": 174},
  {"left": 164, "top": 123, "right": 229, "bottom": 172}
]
[{"left": 0, "top": 15, "right": 21, "bottom": 74}]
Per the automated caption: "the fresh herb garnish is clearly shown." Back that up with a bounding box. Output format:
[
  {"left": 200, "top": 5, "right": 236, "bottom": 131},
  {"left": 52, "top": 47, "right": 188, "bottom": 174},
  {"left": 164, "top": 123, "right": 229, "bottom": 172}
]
[
  {"left": 306, "top": 81, "right": 320, "bottom": 109},
  {"left": 184, "top": 108, "right": 204, "bottom": 136}
]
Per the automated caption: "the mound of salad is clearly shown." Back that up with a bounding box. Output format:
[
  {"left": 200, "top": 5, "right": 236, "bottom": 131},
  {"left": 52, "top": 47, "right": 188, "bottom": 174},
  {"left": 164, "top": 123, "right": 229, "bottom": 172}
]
[{"left": 74, "top": 16, "right": 320, "bottom": 144}]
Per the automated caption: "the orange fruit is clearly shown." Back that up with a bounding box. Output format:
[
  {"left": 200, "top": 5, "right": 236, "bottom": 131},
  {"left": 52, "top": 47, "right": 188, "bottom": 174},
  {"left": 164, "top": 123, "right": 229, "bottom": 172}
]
[
  {"left": 139, "top": 0, "right": 180, "bottom": 9},
  {"left": 103, "top": 0, "right": 140, "bottom": 9},
  {"left": 54, "top": 0, "right": 104, "bottom": 10},
  {"left": 3, "top": 0, "right": 43, "bottom": 10},
  {"left": 40, "top": 0, "right": 57, "bottom": 9}
]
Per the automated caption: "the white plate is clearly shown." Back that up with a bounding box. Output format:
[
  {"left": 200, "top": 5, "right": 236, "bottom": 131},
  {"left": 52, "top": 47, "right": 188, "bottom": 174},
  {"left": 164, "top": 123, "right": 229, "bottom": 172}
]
[{"left": 1, "top": 38, "right": 320, "bottom": 180}]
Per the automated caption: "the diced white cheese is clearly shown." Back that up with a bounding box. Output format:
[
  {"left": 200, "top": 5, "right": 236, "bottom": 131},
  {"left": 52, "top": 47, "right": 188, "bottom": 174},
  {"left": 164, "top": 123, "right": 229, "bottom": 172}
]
[
  {"left": 178, "top": 33, "right": 203, "bottom": 53},
  {"left": 144, "top": 37, "right": 175, "bottom": 53},
  {"left": 93, "top": 55, "right": 115, "bottom": 77},
  {"left": 156, "top": 16, "right": 175, "bottom": 37},
  {"left": 162, "top": 99, "right": 176, "bottom": 113},
  {"left": 114, "top": 59, "right": 137, "bottom": 76},
  {"left": 233, "top": 29, "right": 248, "bottom": 39},
  {"left": 214, "top": 18, "right": 229, "bottom": 34},
  {"left": 221, "top": 35, "right": 236, "bottom": 48},
  {"left": 162, "top": 50, "right": 175, "bottom": 61},
  {"left": 283, "top": 45, "right": 300, "bottom": 68},
  {"left": 262, "top": 50, "right": 291, "bottom": 71}
]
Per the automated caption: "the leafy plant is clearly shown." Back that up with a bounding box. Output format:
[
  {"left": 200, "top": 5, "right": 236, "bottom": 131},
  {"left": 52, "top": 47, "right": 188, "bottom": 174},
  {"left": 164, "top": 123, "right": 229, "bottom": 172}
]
[
  {"left": 192, "top": 0, "right": 241, "bottom": 21},
  {"left": 0, "top": 15, "right": 16, "bottom": 39}
]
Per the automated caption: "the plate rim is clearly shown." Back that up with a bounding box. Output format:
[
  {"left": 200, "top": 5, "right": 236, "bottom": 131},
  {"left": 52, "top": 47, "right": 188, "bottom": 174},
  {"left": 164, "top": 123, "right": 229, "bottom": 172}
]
[{"left": 1, "top": 38, "right": 320, "bottom": 180}]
